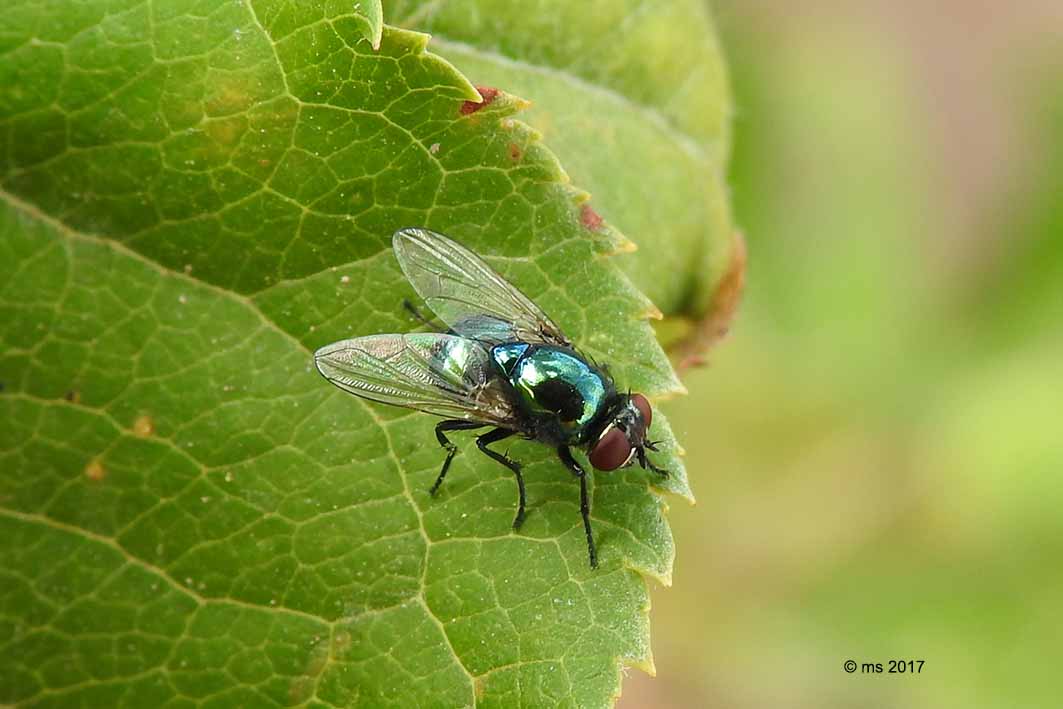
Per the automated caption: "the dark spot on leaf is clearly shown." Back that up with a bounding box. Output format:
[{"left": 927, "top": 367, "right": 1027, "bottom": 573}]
[
  {"left": 580, "top": 204, "right": 604, "bottom": 231},
  {"left": 64, "top": 389, "right": 80, "bottom": 403},
  {"left": 460, "top": 86, "right": 499, "bottom": 115},
  {"left": 507, "top": 143, "right": 522, "bottom": 162}
]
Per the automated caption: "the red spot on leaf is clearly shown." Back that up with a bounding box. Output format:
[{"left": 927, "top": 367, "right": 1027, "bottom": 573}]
[
  {"left": 461, "top": 86, "right": 500, "bottom": 115},
  {"left": 580, "top": 204, "right": 604, "bottom": 231},
  {"left": 507, "top": 143, "right": 522, "bottom": 162}
]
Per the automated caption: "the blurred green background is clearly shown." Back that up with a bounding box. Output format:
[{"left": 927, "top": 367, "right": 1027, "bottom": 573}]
[{"left": 625, "top": 2, "right": 1063, "bottom": 707}]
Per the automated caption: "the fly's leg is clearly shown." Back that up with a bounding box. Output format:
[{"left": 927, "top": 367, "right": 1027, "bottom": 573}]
[
  {"left": 557, "top": 446, "right": 598, "bottom": 569},
  {"left": 430, "top": 420, "right": 484, "bottom": 495},
  {"left": 403, "top": 299, "right": 445, "bottom": 329},
  {"left": 637, "top": 445, "right": 670, "bottom": 479},
  {"left": 475, "top": 428, "right": 526, "bottom": 529}
]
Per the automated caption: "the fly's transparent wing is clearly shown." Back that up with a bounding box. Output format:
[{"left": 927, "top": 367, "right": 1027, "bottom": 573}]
[
  {"left": 314, "top": 333, "right": 519, "bottom": 425},
  {"left": 393, "top": 227, "right": 572, "bottom": 347}
]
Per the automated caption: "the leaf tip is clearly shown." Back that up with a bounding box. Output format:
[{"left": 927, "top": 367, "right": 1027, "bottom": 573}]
[
  {"left": 670, "top": 475, "right": 697, "bottom": 506},
  {"left": 640, "top": 303, "right": 664, "bottom": 320},
  {"left": 613, "top": 236, "right": 639, "bottom": 254},
  {"left": 368, "top": 25, "right": 383, "bottom": 52},
  {"left": 630, "top": 653, "right": 658, "bottom": 678},
  {"left": 417, "top": 33, "right": 481, "bottom": 101},
  {"left": 366, "top": 0, "right": 384, "bottom": 50},
  {"left": 626, "top": 550, "right": 674, "bottom": 589}
]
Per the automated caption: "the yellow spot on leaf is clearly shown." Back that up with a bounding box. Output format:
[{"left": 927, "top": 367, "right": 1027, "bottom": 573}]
[
  {"left": 207, "top": 75, "right": 253, "bottom": 115},
  {"left": 204, "top": 115, "right": 244, "bottom": 148},
  {"left": 84, "top": 459, "right": 105, "bottom": 481},
  {"left": 333, "top": 630, "right": 352, "bottom": 654},
  {"left": 133, "top": 414, "right": 155, "bottom": 438},
  {"left": 289, "top": 636, "right": 332, "bottom": 703}
]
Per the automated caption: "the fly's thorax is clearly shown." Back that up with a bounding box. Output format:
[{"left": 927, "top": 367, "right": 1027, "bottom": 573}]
[
  {"left": 489, "top": 343, "right": 614, "bottom": 443},
  {"left": 491, "top": 342, "right": 529, "bottom": 376}
]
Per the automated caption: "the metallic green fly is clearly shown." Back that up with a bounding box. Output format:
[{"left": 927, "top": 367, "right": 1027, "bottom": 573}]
[{"left": 314, "top": 228, "right": 667, "bottom": 568}]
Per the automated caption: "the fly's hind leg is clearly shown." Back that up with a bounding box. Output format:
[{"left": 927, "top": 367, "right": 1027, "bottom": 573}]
[
  {"left": 475, "top": 428, "right": 526, "bottom": 529},
  {"left": 403, "top": 299, "right": 445, "bottom": 329},
  {"left": 557, "top": 446, "right": 598, "bottom": 569},
  {"left": 430, "top": 420, "right": 484, "bottom": 495}
]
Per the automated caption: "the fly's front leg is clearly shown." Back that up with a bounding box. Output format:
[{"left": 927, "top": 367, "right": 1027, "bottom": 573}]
[
  {"left": 431, "top": 420, "right": 484, "bottom": 495},
  {"left": 637, "top": 445, "right": 670, "bottom": 479},
  {"left": 557, "top": 446, "right": 598, "bottom": 569},
  {"left": 475, "top": 428, "right": 526, "bottom": 529}
]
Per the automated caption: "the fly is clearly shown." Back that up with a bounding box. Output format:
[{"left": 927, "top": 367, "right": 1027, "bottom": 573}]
[{"left": 314, "top": 228, "right": 667, "bottom": 568}]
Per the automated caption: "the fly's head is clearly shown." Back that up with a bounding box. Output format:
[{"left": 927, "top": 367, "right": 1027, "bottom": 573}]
[{"left": 587, "top": 393, "right": 667, "bottom": 476}]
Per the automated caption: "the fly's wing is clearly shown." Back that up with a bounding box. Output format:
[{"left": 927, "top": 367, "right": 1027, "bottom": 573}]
[
  {"left": 314, "top": 333, "right": 519, "bottom": 426},
  {"left": 393, "top": 227, "right": 572, "bottom": 347}
]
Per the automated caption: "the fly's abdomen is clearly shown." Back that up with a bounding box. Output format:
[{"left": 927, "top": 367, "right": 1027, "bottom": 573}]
[{"left": 490, "top": 344, "right": 611, "bottom": 442}]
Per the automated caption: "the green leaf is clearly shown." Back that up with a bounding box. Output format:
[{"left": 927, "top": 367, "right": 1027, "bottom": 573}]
[
  {"left": 1, "top": 1, "right": 730, "bottom": 707},
  {"left": 352, "top": 0, "right": 384, "bottom": 51},
  {"left": 390, "top": 0, "right": 735, "bottom": 316}
]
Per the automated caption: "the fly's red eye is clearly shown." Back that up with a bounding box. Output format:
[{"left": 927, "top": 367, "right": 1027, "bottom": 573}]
[
  {"left": 589, "top": 427, "right": 633, "bottom": 471},
  {"left": 631, "top": 393, "right": 652, "bottom": 428}
]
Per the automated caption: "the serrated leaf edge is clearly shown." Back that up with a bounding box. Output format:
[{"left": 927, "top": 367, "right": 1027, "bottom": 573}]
[{"left": 413, "top": 27, "right": 692, "bottom": 700}]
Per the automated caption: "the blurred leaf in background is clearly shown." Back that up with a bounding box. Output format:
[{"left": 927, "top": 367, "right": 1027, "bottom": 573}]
[{"left": 623, "top": 2, "right": 1063, "bottom": 708}]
